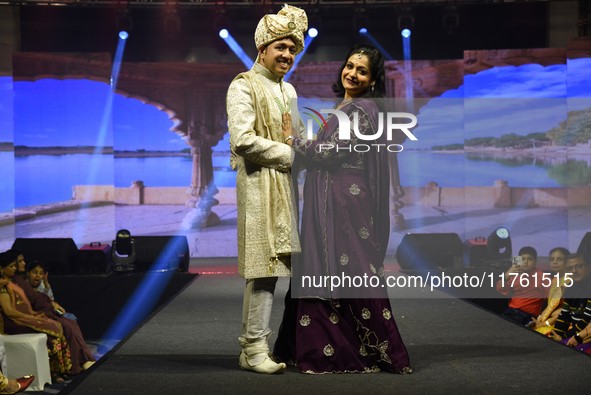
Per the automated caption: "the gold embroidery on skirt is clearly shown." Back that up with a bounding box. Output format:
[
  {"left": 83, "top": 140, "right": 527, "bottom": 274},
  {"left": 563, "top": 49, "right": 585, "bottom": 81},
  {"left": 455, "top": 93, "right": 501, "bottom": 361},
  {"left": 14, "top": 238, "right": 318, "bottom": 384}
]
[
  {"left": 340, "top": 253, "right": 349, "bottom": 266},
  {"left": 323, "top": 344, "right": 335, "bottom": 357},
  {"left": 300, "top": 315, "right": 311, "bottom": 327},
  {"left": 361, "top": 308, "right": 371, "bottom": 320},
  {"left": 349, "top": 184, "right": 360, "bottom": 195},
  {"left": 359, "top": 346, "right": 368, "bottom": 356},
  {"left": 382, "top": 308, "right": 392, "bottom": 320},
  {"left": 369, "top": 264, "right": 376, "bottom": 274},
  {"left": 358, "top": 228, "right": 369, "bottom": 239},
  {"left": 329, "top": 313, "right": 339, "bottom": 324}
]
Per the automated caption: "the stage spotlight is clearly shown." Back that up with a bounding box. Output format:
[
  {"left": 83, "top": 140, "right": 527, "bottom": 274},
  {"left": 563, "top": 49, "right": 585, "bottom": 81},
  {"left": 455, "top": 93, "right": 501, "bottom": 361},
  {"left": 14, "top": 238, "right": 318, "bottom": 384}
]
[
  {"left": 112, "top": 229, "right": 137, "bottom": 272},
  {"left": 164, "top": 13, "right": 181, "bottom": 38},
  {"left": 308, "top": 28, "right": 318, "bottom": 38},
  {"left": 397, "top": 8, "right": 414, "bottom": 32},
  {"left": 116, "top": 8, "right": 132, "bottom": 33},
  {"left": 354, "top": 14, "right": 369, "bottom": 36},
  {"left": 219, "top": 29, "right": 254, "bottom": 69},
  {"left": 486, "top": 227, "right": 512, "bottom": 265},
  {"left": 119, "top": 31, "right": 129, "bottom": 40},
  {"left": 401, "top": 29, "right": 411, "bottom": 38}
]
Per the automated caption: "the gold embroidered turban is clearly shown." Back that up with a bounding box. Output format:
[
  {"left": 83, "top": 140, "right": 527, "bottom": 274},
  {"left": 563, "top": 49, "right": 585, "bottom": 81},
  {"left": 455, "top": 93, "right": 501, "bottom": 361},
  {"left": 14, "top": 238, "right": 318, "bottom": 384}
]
[{"left": 254, "top": 4, "right": 308, "bottom": 55}]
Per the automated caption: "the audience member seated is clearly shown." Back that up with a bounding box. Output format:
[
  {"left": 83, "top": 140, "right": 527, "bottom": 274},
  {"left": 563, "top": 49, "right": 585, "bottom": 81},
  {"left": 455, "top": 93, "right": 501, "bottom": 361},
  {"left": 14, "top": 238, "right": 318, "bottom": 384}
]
[
  {"left": 0, "top": 252, "right": 72, "bottom": 380},
  {"left": 497, "top": 246, "right": 548, "bottom": 325},
  {"left": 24, "top": 261, "right": 77, "bottom": 321},
  {"left": 7, "top": 250, "right": 96, "bottom": 375},
  {"left": 530, "top": 247, "right": 570, "bottom": 335},
  {"left": 551, "top": 253, "right": 591, "bottom": 352}
]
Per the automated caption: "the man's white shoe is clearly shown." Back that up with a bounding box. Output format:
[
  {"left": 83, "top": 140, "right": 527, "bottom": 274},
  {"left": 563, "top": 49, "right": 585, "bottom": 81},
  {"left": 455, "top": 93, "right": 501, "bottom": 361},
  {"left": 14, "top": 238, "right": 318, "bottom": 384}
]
[{"left": 239, "top": 351, "right": 286, "bottom": 374}]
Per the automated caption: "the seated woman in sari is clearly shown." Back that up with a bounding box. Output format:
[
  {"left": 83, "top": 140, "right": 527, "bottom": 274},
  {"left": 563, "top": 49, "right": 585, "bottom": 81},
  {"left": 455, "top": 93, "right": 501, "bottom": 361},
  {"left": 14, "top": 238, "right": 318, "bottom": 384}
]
[
  {"left": 10, "top": 250, "right": 95, "bottom": 374},
  {"left": 530, "top": 247, "right": 570, "bottom": 335},
  {"left": 0, "top": 252, "right": 72, "bottom": 378},
  {"left": 275, "top": 44, "right": 411, "bottom": 374}
]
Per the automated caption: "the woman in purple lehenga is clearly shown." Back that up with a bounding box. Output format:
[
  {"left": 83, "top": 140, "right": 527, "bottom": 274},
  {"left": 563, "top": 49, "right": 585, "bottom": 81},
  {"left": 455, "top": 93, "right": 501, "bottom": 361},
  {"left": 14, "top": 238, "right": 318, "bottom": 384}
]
[{"left": 276, "top": 44, "right": 411, "bottom": 374}]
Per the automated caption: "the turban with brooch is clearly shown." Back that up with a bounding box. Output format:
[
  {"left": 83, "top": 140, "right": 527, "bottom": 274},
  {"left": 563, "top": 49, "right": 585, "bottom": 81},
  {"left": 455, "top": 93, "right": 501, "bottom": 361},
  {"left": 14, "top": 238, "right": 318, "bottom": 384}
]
[{"left": 254, "top": 4, "right": 308, "bottom": 55}]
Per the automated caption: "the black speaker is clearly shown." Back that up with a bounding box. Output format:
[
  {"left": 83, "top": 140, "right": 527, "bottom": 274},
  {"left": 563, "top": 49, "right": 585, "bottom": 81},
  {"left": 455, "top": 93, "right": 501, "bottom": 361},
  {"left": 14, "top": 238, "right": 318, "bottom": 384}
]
[
  {"left": 11, "top": 238, "right": 78, "bottom": 274},
  {"left": 396, "top": 233, "right": 463, "bottom": 270},
  {"left": 125, "top": 236, "right": 190, "bottom": 272},
  {"left": 577, "top": 232, "right": 591, "bottom": 265}
]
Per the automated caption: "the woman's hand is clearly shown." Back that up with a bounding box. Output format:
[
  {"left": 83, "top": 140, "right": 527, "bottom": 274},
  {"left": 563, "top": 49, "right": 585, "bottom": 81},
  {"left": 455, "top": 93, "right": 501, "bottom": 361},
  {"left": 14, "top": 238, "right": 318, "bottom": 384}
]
[{"left": 282, "top": 112, "right": 293, "bottom": 146}]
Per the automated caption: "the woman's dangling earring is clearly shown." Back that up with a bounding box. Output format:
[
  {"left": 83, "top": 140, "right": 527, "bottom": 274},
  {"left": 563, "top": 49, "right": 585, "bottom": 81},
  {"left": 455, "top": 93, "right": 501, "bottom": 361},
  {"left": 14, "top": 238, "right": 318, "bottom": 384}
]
[{"left": 371, "top": 84, "right": 375, "bottom": 94}]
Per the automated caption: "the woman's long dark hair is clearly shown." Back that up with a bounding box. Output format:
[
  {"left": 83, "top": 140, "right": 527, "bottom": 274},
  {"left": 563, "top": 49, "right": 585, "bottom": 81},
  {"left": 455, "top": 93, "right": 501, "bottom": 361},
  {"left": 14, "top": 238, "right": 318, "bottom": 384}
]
[
  {"left": 332, "top": 44, "right": 386, "bottom": 99},
  {"left": 0, "top": 250, "right": 19, "bottom": 269}
]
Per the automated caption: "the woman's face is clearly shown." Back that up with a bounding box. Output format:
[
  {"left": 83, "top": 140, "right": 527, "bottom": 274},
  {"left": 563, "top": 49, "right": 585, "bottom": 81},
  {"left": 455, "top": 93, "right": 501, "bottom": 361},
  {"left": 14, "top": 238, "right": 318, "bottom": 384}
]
[
  {"left": 341, "top": 54, "right": 373, "bottom": 99},
  {"left": 1, "top": 261, "right": 17, "bottom": 279},
  {"left": 27, "top": 266, "right": 45, "bottom": 288},
  {"left": 16, "top": 254, "right": 26, "bottom": 273},
  {"left": 550, "top": 250, "right": 566, "bottom": 274}
]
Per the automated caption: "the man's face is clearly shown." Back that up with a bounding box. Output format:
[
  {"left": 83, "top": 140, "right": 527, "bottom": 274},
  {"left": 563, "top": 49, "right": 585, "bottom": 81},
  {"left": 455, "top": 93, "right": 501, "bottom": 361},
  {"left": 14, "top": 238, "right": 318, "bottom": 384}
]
[
  {"left": 520, "top": 253, "right": 537, "bottom": 273},
  {"left": 259, "top": 38, "right": 296, "bottom": 77},
  {"left": 565, "top": 256, "right": 590, "bottom": 282},
  {"left": 549, "top": 250, "right": 566, "bottom": 274}
]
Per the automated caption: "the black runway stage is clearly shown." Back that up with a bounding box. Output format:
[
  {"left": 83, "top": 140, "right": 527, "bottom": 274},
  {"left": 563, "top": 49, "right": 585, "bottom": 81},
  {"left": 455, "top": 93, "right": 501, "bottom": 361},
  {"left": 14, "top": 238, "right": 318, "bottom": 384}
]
[{"left": 47, "top": 260, "right": 588, "bottom": 395}]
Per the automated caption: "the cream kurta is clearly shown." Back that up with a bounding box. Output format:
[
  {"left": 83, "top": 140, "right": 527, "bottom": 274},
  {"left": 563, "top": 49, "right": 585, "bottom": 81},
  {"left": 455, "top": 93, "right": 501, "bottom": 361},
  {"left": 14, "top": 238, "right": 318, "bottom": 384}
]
[{"left": 226, "top": 62, "right": 302, "bottom": 279}]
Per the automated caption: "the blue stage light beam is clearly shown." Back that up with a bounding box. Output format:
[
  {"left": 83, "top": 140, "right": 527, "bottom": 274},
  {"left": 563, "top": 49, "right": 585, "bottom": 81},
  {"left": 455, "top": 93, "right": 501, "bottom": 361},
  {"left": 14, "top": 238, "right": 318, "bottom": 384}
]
[
  {"left": 284, "top": 31, "right": 317, "bottom": 82},
  {"left": 72, "top": 32, "right": 128, "bottom": 243},
  {"left": 402, "top": 29, "right": 414, "bottom": 111},
  {"left": 99, "top": 236, "right": 188, "bottom": 353},
  {"left": 220, "top": 30, "right": 254, "bottom": 70},
  {"left": 358, "top": 29, "right": 393, "bottom": 61}
]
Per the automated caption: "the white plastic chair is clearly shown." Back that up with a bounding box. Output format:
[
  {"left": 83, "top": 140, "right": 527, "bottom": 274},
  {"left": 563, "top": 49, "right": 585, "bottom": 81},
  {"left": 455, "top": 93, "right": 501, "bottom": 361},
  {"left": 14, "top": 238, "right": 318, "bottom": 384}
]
[
  {"left": 0, "top": 338, "right": 7, "bottom": 377},
  {"left": 1, "top": 333, "right": 52, "bottom": 391}
]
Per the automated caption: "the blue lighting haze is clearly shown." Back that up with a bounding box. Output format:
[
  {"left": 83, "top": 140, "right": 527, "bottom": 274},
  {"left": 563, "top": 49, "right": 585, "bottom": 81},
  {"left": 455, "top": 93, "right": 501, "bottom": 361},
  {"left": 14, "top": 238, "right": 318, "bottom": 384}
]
[
  {"left": 221, "top": 30, "right": 254, "bottom": 70},
  {"left": 359, "top": 28, "right": 368, "bottom": 35},
  {"left": 99, "top": 237, "right": 188, "bottom": 352},
  {"left": 359, "top": 31, "right": 393, "bottom": 61}
]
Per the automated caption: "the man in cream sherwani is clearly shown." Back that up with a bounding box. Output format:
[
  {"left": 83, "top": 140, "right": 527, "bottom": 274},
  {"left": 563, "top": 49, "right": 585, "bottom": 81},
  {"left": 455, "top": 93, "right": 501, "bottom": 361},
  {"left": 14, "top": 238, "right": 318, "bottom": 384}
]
[{"left": 225, "top": 4, "right": 306, "bottom": 374}]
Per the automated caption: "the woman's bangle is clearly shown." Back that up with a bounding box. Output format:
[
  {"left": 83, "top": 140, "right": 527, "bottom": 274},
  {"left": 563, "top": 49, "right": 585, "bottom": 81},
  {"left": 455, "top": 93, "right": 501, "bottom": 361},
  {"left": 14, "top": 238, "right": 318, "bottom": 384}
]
[
  {"left": 284, "top": 135, "right": 294, "bottom": 144},
  {"left": 574, "top": 332, "right": 583, "bottom": 343},
  {"left": 545, "top": 320, "right": 550, "bottom": 326}
]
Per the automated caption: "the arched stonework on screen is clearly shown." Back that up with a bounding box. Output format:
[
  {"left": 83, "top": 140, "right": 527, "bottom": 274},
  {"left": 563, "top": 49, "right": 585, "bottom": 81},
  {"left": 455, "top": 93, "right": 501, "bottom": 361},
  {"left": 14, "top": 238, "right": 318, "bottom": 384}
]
[{"left": 13, "top": 52, "right": 245, "bottom": 228}]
